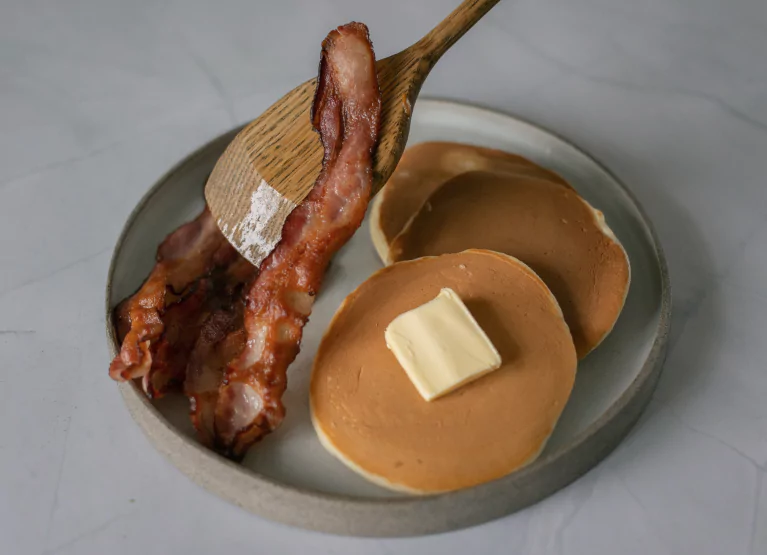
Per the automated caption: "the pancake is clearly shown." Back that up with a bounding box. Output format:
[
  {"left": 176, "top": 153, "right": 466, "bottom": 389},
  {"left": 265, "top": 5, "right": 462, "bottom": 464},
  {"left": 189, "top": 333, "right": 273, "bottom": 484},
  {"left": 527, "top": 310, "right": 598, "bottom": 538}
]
[
  {"left": 310, "top": 250, "right": 577, "bottom": 494},
  {"left": 387, "top": 171, "right": 630, "bottom": 359},
  {"left": 369, "top": 141, "right": 570, "bottom": 262}
]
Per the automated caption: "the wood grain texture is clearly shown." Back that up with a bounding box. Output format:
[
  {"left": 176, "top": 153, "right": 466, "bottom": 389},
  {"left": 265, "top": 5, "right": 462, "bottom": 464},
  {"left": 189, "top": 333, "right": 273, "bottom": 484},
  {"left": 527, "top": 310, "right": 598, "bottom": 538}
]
[{"left": 205, "top": 0, "right": 501, "bottom": 266}]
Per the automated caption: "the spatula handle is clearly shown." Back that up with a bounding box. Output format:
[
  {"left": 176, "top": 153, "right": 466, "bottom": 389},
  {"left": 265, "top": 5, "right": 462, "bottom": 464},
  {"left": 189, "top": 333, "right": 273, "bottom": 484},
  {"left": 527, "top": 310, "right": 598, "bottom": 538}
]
[{"left": 416, "top": 0, "right": 501, "bottom": 64}]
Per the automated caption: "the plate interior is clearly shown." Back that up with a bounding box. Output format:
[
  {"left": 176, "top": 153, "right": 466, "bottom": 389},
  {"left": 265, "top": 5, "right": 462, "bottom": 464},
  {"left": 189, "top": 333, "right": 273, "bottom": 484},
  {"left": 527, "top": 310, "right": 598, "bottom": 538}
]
[{"left": 109, "top": 100, "right": 664, "bottom": 499}]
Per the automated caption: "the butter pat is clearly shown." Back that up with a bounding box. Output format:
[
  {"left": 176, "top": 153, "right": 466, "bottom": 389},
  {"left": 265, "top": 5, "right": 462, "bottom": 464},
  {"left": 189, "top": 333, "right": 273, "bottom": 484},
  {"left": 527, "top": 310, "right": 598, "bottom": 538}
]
[{"left": 384, "top": 288, "right": 502, "bottom": 401}]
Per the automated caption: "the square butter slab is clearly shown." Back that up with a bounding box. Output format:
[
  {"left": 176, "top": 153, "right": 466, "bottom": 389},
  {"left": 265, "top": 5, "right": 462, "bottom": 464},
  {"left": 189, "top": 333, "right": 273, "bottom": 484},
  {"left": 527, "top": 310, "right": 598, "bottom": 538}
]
[{"left": 384, "top": 288, "right": 502, "bottom": 401}]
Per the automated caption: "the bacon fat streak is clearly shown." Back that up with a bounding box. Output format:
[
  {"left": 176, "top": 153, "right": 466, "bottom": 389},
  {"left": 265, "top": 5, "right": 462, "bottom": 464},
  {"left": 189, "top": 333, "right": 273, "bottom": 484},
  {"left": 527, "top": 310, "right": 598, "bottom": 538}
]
[
  {"left": 212, "top": 22, "right": 381, "bottom": 458},
  {"left": 110, "top": 209, "right": 242, "bottom": 397}
]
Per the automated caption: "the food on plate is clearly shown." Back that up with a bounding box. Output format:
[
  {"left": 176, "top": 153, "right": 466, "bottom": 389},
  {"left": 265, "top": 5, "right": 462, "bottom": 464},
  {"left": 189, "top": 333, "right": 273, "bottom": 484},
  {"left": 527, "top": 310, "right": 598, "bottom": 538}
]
[
  {"left": 375, "top": 161, "right": 630, "bottom": 358},
  {"left": 110, "top": 20, "right": 623, "bottom": 492},
  {"left": 110, "top": 208, "right": 249, "bottom": 398},
  {"left": 213, "top": 22, "right": 381, "bottom": 458},
  {"left": 183, "top": 256, "right": 257, "bottom": 446},
  {"left": 369, "top": 141, "right": 570, "bottom": 260},
  {"left": 310, "top": 249, "right": 577, "bottom": 494},
  {"left": 110, "top": 22, "right": 381, "bottom": 460},
  {"left": 111, "top": 209, "right": 258, "bottom": 433},
  {"left": 384, "top": 287, "right": 502, "bottom": 402}
]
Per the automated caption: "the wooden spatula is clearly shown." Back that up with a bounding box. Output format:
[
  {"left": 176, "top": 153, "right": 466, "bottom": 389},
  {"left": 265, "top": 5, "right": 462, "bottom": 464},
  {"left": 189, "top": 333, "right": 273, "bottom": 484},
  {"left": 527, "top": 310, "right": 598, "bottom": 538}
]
[{"left": 205, "top": 0, "right": 501, "bottom": 266}]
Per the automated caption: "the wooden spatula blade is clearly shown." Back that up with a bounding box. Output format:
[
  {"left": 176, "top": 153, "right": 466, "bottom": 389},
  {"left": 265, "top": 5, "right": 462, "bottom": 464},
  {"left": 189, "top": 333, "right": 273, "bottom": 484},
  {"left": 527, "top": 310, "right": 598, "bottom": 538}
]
[
  {"left": 204, "top": 55, "right": 418, "bottom": 268},
  {"left": 206, "top": 0, "right": 500, "bottom": 267},
  {"left": 204, "top": 78, "right": 323, "bottom": 266}
]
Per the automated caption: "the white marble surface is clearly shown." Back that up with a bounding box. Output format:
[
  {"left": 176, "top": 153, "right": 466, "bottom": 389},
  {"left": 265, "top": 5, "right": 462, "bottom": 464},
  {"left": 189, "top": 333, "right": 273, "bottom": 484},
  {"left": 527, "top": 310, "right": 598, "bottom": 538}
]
[{"left": 1, "top": 0, "right": 765, "bottom": 553}]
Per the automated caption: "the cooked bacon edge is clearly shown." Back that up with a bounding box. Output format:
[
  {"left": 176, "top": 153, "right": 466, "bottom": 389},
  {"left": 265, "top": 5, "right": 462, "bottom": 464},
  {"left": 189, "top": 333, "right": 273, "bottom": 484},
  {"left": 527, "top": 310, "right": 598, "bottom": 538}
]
[
  {"left": 212, "top": 22, "right": 381, "bottom": 458},
  {"left": 109, "top": 209, "right": 242, "bottom": 398}
]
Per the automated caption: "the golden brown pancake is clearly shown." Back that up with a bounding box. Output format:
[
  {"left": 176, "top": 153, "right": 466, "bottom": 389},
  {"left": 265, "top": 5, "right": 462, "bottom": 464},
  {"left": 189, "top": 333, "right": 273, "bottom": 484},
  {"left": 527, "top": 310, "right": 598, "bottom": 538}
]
[
  {"left": 310, "top": 250, "right": 577, "bottom": 494},
  {"left": 369, "top": 141, "right": 569, "bottom": 261},
  {"left": 387, "top": 171, "right": 630, "bottom": 359}
]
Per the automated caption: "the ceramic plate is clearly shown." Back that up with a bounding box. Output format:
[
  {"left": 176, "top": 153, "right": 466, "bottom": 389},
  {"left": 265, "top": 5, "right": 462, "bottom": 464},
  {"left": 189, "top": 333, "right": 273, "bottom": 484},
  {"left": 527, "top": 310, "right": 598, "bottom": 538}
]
[{"left": 106, "top": 99, "right": 670, "bottom": 536}]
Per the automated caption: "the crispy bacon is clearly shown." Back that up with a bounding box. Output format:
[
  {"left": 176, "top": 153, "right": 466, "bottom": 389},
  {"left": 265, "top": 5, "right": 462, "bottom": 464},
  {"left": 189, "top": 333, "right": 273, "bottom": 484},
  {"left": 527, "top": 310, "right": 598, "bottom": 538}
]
[
  {"left": 184, "top": 255, "right": 258, "bottom": 443},
  {"left": 141, "top": 279, "right": 211, "bottom": 397},
  {"left": 109, "top": 208, "right": 240, "bottom": 397},
  {"left": 212, "top": 22, "right": 381, "bottom": 458},
  {"left": 185, "top": 309, "right": 247, "bottom": 447}
]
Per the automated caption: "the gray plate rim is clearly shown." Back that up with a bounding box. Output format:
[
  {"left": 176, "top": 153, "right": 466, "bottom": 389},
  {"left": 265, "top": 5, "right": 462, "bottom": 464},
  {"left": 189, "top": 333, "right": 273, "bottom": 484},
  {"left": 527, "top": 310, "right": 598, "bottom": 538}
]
[{"left": 105, "top": 98, "right": 671, "bottom": 537}]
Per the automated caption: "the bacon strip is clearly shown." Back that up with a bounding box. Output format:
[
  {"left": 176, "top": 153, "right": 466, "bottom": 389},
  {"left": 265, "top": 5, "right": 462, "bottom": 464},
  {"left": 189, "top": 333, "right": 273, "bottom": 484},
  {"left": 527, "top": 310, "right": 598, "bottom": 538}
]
[
  {"left": 185, "top": 309, "right": 246, "bottom": 446},
  {"left": 184, "top": 256, "right": 258, "bottom": 443},
  {"left": 212, "top": 22, "right": 381, "bottom": 458},
  {"left": 141, "top": 279, "right": 211, "bottom": 397},
  {"left": 110, "top": 208, "right": 240, "bottom": 397}
]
